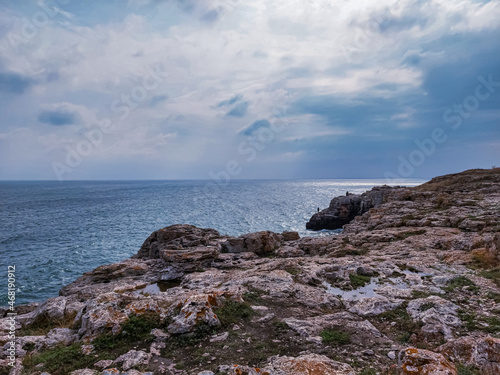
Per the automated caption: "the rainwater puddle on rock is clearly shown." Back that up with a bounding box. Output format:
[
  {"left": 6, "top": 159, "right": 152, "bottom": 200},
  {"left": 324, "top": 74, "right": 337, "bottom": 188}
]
[
  {"left": 323, "top": 279, "right": 381, "bottom": 301},
  {"left": 135, "top": 280, "right": 181, "bottom": 295},
  {"left": 401, "top": 269, "right": 433, "bottom": 277},
  {"left": 323, "top": 270, "right": 429, "bottom": 302}
]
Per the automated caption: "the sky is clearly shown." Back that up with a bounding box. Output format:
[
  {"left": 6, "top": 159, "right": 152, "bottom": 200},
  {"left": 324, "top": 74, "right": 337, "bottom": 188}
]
[{"left": 0, "top": 0, "right": 499, "bottom": 180}]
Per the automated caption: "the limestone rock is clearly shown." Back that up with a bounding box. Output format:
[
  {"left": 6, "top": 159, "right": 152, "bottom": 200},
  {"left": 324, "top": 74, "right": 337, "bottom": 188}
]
[
  {"left": 160, "top": 246, "right": 219, "bottom": 263},
  {"left": 113, "top": 349, "right": 151, "bottom": 370},
  {"left": 70, "top": 370, "right": 98, "bottom": 375},
  {"left": 218, "top": 365, "right": 269, "bottom": 375},
  {"left": 275, "top": 246, "right": 305, "bottom": 257},
  {"left": 78, "top": 299, "right": 129, "bottom": 339},
  {"left": 45, "top": 328, "right": 78, "bottom": 348},
  {"left": 306, "top": 186, "right": 395, "bottom": 230},
  {"left": 407, "top": 296, "right": 461, "bottom": 340},
  {"left": 265, "top": 353, "right": 355, "bottom": 375},
  {"left": 0, "top": 302, "right": 39, "bottom": 319},
  {"left": 101, "top": 368, "right": 153, "bottom": 375},
  {"left": 282, "top": 231, "right": 300, "bottom": 241},
  {"left": 348, "top": 296, "right": 402, "bottom": 317},
  {"left": 94, "top": 360, "right": 114, "bottom": 369},
  {"left": 136, "top": 224, "right": 221, "bottom": 259},
  {"left": 399, "top": 347, "right": 457, "bottom": 374},
  {"left": 209, "top": 332, "right": 229, "bottom": 342},
  {"left": 85, "top": 260, "right": 149, "bottom": 283},
  {"left": 223, "top": 231, "right": 283, "bottom": 255},
  {"left": 167, "top": 293, "right": 224, "bottom": 334},
  {"left": 283, "top": 311, "right": 388, "bottom": 347},
  {"left": 18, "top": 296, "right": 67, "bottom": 327},
  {"left": 439, "top": 336, "right": 500, "bottom": 374},
  {"left": 3, "top": 335, "right": 46, "bottom": 357},
  {"left": 81, "top": 344, "right": 94, "bottom": 355}
]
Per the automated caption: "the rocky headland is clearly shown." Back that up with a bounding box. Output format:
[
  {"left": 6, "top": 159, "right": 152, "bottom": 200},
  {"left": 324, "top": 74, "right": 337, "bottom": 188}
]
[{"left": 1, "top": 168, "right": 499, "bottom": 375}]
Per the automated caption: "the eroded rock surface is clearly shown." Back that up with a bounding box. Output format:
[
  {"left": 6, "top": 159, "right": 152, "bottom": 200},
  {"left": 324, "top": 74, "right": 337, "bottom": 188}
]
[
  {"left": 399, "top": 347, "right": 457, "bottom": 374},
  {"left": 306, "top": 185, "right": 395, "bottom": 230},
  {"left": 1, "top": 168, "right": 499, "bottom": 375}
]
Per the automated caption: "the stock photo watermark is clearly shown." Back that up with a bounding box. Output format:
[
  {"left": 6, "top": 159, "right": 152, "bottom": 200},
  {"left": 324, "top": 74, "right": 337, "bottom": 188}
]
[
  {"left": 385, "top": 74, "right": 500, "bottom": 180},
  {"left": 204, "top": 109, "right": 288, "bottom": 195},
  {"left": 3, "top": 0, "right": 71, "bottom": 74},
  {"left": 6, "top": 266, "right": 17, "bottom": 368},
  {"left": 338, "top": 9, "right": 393, "bottom": 63},
  {"left": 189, "top": 108, "right": 289, "bottom": 218},
  {"left": 208, "top": 119, "right": 286, "bottom": 187},
  {"left": 51, "top": 64, "right": 169, "bottom": 180}
]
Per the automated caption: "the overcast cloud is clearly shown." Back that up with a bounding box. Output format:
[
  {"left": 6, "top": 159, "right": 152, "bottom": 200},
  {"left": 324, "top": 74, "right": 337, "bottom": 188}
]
[{"left": 0, "top": 0, "right": 498, "bottom": 180}]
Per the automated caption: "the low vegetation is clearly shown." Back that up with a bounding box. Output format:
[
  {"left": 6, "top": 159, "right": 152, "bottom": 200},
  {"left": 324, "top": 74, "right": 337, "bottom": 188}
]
[
  {"left": 213, "top": 300, "right": 255, "bottom": 327},
  {"left": 444, "top": 276, "right": 479, "bottom": 293},
  {"left": 376, "top": 303, "right": 422, "bottom": 344},
  {"left": 320, "top": 328, "right": 350, "bottom": 345},
  {"left": 23, "top": 313, "right": 166, "bottom": 375},
  {"left": 18, "top": 313, "right": 76, "bottom": 337},
  {"left": 456, "top": 363, "right": 481, "bottom": 375},
  {"left": 349, "top": 274, "right": 372, "bottom": 289},
  {"left": 480, "top": 268, "right": 500, "bottom": 287},
  {"left": 242, "top": 287, "right": 267, "bottom": 305},
  {"left": 22, "top": 343, "right": 100, "bottom": 375},
  {"left": 458, "top": 310, "right": 500, "bottom": 334}
]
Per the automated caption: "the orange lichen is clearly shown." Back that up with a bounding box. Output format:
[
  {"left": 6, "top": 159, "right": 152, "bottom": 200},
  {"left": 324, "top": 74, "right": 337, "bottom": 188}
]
[
  {"left": 401, "top": 348, "right": 457, "bottom": 374},
  {"left": 207, "top": 293, "right": 219, "bottom": 306}
]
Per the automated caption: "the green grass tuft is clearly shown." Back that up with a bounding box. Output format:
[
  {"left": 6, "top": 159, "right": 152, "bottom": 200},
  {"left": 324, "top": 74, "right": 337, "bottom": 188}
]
[
  {"left": 480, "top": 268, "right": 500, "bottom": 287},
  {"left": 486, "top": 291, "right": 500, "bottom": 303},
  {"left": 22, "top": 343, "right": 109, "bottom": 374},
  {"left": 411, "top": 290, "right": 439, "bottom": 299},
  {"left": 349, "top": 274, "right": 371, "bottom": 289},
  {"left": 444, "top": 276, "right": 479, "bottom": 292},
  {"left": 213, "top": 300, "right": 254, "bottom": 327},
  {"left": 242, "top": 288, "right": 267, "bottom": 305},
  {"left": 456, "top": 363, "right": 480, "bottom": 375},
  {"left": 320, "top": 328, "right": 350, "bottom": 345},
  {"left": 418, "top": 302, "right": 436, "bottom": 312},
  {"left": 377, "top": 303, "right": 422, "bottom": 343}
]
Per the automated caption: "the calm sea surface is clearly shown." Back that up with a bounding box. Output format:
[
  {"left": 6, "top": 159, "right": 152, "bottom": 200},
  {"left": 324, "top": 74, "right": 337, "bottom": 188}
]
[{"left": 0, "top": 179, "right": 425, "bottom": 305}]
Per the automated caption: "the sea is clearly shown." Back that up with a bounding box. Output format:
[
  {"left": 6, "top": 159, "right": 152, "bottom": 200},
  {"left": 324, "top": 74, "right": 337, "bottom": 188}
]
[{"left": 0, "top": 179, "right": 425, "bottom": 306}]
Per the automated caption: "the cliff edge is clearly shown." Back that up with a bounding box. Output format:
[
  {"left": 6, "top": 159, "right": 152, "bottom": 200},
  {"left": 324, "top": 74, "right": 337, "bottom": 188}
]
[{"left": 1, "top": 168, "right": 499, "bottom": 375}]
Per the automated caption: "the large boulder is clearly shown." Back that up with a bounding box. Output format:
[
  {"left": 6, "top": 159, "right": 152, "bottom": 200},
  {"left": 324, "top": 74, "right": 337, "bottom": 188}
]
[
  {"left": 399, "top": 348, "right": 457, "bottom": 374},
  {"left": 347, "top": 296, "right": 403, "bottom": 317},
  {"left": 136, "top": 224, "right": 221, "bottom": 259},
  {"left": 306, "top": 186, "right": 395, "bottom": 230},
  {"left": 222, "top": 231, "right": 283, "bottom": 255},
  {"left": 167, "top": 293, "right": 226, "bottom": 334}
]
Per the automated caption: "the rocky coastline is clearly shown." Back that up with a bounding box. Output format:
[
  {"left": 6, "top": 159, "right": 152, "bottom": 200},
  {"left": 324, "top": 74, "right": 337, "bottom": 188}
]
[{"left": 1, "top": 168, "right": 499, "bottom": 375}]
